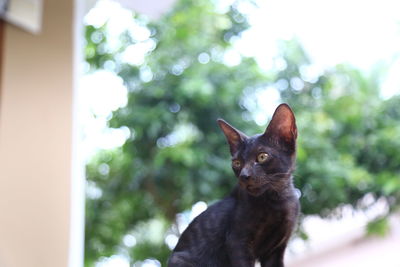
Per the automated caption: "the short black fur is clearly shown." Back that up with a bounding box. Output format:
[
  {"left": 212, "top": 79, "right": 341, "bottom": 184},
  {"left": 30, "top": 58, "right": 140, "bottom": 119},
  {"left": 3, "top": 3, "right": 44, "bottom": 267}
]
[{"left": 168, "top": 104, "right": 299, "bottom": 267}]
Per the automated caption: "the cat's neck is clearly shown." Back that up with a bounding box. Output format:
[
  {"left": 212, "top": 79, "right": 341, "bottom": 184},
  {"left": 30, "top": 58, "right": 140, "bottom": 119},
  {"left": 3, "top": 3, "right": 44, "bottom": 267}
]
[{"left": 232, "top": 175, "right": 296, "bottom": 207}]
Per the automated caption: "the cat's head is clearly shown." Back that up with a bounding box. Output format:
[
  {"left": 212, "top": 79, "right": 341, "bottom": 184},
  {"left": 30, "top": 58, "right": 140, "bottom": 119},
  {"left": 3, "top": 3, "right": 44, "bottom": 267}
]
[{"left": 218, "top": 103, "right": 297, "bottom": 197}]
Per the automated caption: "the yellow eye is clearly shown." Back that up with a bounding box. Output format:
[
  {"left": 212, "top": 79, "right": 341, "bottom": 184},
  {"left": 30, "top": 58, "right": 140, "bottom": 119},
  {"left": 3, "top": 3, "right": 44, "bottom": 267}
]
[
  {"left": 257, "top": 152, "right": 269, "bottom": 163},
  {"left": 232, "top": 159, "right": 242, "bottom": 168}
]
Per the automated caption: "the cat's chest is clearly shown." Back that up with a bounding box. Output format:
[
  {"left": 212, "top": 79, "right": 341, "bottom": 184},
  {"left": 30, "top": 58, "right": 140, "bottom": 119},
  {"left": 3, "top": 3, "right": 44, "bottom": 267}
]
[
  {"left": 250, "top": 208, "right": 284, "bottom": 235},
  {"left": 239, "top": 203, "right": 296, "bottom": 254}
]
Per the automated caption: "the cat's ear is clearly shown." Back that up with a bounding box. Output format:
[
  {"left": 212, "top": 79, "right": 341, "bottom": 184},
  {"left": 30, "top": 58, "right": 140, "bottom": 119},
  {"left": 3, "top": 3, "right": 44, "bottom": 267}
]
[
  {"left": 217, "top": 119, "right": 247, "bottom": 155},
  {"left": 264, "top": 103, "right": 297, "bottom": 151}
]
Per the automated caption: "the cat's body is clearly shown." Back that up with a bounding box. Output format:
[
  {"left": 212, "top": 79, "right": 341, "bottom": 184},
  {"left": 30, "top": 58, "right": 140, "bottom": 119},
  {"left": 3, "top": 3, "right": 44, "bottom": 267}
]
[{"left": 169, "top": 104, "right": 299, "bottom": 267}]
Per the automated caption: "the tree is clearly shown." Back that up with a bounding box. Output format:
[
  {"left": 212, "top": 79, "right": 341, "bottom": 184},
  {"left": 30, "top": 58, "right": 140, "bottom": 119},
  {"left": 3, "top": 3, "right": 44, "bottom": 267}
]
[
  {"left": 85, "top": 0, "right": 266, "bottom": 265},
  {"left": 275, "top": 40, "right": 400, "bottom": 230},
  {"left": 84, "top": 0, "right": 400, "bottom": 265}
]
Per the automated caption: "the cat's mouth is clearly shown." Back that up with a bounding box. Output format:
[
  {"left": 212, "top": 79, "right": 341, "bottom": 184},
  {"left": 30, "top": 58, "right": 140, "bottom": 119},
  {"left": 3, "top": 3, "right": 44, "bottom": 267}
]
[{"left": 246, "top": 185, "right": 267, "bottom": 196}]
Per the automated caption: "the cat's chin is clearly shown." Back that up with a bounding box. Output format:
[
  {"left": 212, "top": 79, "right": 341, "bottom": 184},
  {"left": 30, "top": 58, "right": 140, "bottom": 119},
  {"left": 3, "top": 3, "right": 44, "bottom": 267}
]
[{"left": 245, "top": 185, "right": 267, "bottom": 197}]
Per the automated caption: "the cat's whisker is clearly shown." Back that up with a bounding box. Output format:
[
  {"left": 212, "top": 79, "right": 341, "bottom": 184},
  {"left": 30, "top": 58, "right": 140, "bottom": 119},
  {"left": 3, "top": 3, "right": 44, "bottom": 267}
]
[{"left": 267, "top": 172, "right": 291, "bottom": 178}]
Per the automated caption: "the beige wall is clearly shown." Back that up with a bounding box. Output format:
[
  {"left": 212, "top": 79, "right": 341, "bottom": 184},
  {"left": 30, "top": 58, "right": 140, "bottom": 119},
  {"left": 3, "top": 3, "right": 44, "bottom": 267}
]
[{"left": 0, "top": 0, "right": 74, "bottom": 266}]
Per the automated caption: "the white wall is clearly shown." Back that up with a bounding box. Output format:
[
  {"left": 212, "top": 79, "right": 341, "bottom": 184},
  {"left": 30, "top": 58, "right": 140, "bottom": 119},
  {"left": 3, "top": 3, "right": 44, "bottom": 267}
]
[{"left": 0, "top": 0, "right": 74, "bottom": 266}]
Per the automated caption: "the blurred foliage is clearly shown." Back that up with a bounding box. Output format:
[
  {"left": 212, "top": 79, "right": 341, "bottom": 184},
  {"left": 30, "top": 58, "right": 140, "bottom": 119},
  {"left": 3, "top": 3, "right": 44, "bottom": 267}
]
[
  {"left": 84, "top": 0, "right": 400, "bottom": 265},
  {"left": 366, "top": 216, "right": 390, "bottom": 237}
]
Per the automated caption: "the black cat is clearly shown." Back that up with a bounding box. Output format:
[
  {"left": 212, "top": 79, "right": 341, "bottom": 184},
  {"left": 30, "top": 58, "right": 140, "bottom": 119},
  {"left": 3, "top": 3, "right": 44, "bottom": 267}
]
[{"left": 168, "top": 104, "right": 299, "bottom": 267}]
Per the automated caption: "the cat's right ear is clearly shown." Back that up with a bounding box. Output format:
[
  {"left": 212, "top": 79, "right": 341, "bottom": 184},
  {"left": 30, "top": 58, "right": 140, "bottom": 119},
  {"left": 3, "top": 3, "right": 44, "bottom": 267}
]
[
  {"left": 263, "top": 103, "right": 297, "bottom": 152},
  {"left": 217, "top": 119, "right": 247, "bottom": 156}
]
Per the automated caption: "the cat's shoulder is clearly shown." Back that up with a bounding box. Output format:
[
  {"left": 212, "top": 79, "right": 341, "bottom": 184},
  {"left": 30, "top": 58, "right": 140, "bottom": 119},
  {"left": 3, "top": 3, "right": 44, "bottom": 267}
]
[{"left": 205, "top": 194, "right": 237, "bottom": 215}]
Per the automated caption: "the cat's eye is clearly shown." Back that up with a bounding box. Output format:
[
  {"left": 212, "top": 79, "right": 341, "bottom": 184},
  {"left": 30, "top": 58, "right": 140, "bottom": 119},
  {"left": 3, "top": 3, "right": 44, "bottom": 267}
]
[
  {"left": 257, "top": 152, "right": 269, "bottom": 163},
  {"left": 232, "top": 159, "right": 242, "bottom": 168}
]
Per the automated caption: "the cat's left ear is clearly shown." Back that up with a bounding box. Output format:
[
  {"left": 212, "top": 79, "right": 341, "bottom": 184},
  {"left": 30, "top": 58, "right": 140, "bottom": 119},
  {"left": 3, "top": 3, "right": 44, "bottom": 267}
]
[
  {"left": 263, "top": 103, "right": 297, "bottom": 151},
  {"left": 217, "top": 119, "right": 247, "bottom": 156}
]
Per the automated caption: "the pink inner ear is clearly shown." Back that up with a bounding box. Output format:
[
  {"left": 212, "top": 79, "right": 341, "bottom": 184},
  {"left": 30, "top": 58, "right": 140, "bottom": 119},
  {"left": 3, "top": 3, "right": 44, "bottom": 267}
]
[
  {"left": 280, "top": 113, "right": 297, "bottom": 140},
  {"left": 280, "top": 122, "right": 296, "bottom": 142}
]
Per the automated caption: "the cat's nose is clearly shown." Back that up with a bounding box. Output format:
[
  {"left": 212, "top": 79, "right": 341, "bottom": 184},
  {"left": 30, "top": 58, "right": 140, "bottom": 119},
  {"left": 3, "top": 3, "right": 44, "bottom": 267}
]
[
  {"left": 240, "top": 174, "right": 251, "bottom": 181},
  {"left": 239, "top": 168, "right": 251, "bottom": 181}
]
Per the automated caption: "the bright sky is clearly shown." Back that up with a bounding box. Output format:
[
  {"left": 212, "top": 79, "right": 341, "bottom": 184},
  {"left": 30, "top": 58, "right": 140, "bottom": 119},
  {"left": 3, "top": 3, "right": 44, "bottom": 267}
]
[
  {"left": 83, "top": 1, "right": 400, "bottom": 265},
  {"left": 240, "top": 0, "right": 400, "bottom": 70}
]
